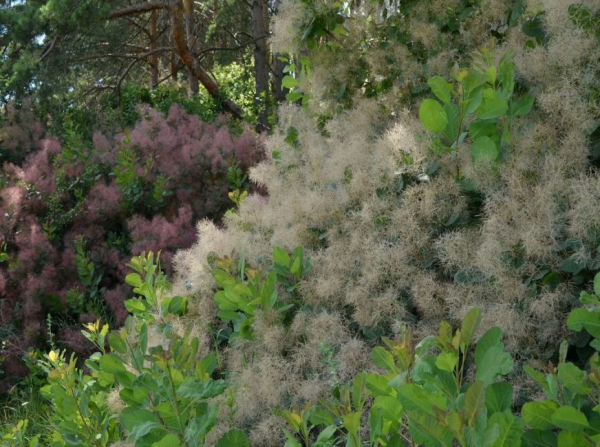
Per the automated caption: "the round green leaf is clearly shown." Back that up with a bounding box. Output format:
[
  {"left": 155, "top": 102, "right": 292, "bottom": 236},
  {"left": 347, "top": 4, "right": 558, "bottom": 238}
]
[
  {"left": 471, "top": 136, "right": 499, "bottom": 162},
  {"left": 567, "top": 308, "right": 600, "bottom": 338},
  {"left": 435, "top": 351, "right": 459, "bottom": 372},
  {"left": 419, "top": 99, "right": 447, "bottom": 134},
  {"left": 551, "top": 406, "right": 589, "bottom": 431},
  {"left": 510, "top": 94, "right": 534, "bottom": 117},
  {"left": 477, "top": 88, "right": 509, "bottom": 120},
  {"left": 99, "top": 353, "right": 127, "bottom": 375},
  {"left": 152, "top": 434, "right": 181, "bottom": 447},
  {"left": 282, "top": 75, "right": 297, "bottom": 89},
  {"left": 557, "top": 363, "right": 590, "bottom": 395},
  {"left": 108, "top": 331, "right": 127, "bottom": 354},
  {"left": 469, "top": 120, "right": 499, "bottom": 141},
  {"left": 522, "top": 400, "right": 559, "bottom": 430},
  {"left": 486, "top": 382, "right": 513, "bottom": 414},
  {"left": 485, "top": 411, "right": 524, "bottom": 447},
  {"left": 217, "top": 429, "right": 249, "bottom": 447},
  {"left": 427, "top": 76, "right": 453, "bottom": 104}
]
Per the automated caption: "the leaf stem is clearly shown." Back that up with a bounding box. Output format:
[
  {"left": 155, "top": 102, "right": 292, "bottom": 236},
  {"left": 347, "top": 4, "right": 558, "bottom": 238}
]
[{"left": 165, "top": 359, "right": 190, "bottom": 447}]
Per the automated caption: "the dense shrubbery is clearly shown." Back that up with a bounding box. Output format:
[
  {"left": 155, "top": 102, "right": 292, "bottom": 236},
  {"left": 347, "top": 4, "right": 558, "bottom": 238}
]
[
  {"left": 166, "top": 0, "right": 600, "bottom": 443},
  {"left": 0, "top": 105, "right": 262, "bottom": 391},
  {"left": 2, "top": 0, "right": 600, "bottom": 446},
  {"left": 3, "top": 255, "right": 600, "bottom": 446}
]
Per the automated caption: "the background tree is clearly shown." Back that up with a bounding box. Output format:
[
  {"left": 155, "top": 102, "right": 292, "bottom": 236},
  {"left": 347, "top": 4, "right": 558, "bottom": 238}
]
[{"left": 0, "top": 0, "right": 282, "bottom": 132}]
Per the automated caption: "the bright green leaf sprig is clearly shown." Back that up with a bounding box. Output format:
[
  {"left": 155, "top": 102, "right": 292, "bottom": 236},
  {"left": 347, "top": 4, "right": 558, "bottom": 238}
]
[
  {"left": 36, "top": 252, "right": 249, "bottom": 447},
  {"left": 419, "top": 41, "right": 534, "bottom": 164},
  {"left": 38, "top": 348, "right": 120, "bottom": 447},
  {"left": 519, "top": 275, "right": 600, "bottom": 447},
  {"left": 567, "top": 271, "right": 600, "bottom": 344},
  {"left": 279, "top": 55, "right": 312, "bottom": 105},
  {"left": 211, "top": 246, "right": 310, "bottom": 344},
  {"left": 124, "top": 251, "right": 188, "bottom": 322},
  {"left": 0, "top": 241, "right": 9, "bottom": 263}
]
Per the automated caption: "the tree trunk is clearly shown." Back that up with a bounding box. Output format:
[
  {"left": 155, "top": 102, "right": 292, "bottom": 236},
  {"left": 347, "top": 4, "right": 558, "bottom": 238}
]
[
  {"left": 252, "top": 0, "right": 270, "bottom": 132},
  {"left": 168, "top": 0, "right": 245, "bottom": 119},
  {"left": 149, "top": 10, "right": 159, "bottom": 89},
  {"left": 271, "top": 0, "right": 287, "bottom": 103},
  {"left": 110, "top": 0, "right": 246, "bottom": 120},
  {"left": 170, "top": 54, "right": 178, "bottom": 81},
  {"left": 183, "top": 0, "right": 199, "bottom": 96}
]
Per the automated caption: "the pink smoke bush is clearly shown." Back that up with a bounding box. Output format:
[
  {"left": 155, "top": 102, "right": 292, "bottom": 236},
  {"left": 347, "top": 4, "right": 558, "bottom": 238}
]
[{"left": 0, "top": 104, "right": 262, "bottom": 391}]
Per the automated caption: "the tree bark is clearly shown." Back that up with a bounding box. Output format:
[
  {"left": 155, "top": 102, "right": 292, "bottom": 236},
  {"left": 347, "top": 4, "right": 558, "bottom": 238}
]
[
  {"left": 271, "top": 0, "right": 287, "bottom": 103},
  {"left": 170, "top": 53, "right": 179, "bottom": 81},
  {"left": 168, "top": 0, "right": 245, "bottom": 119},
  {"left": 109, "top": 1, "right": 168, "bottom": 20},
  {"left": 183, "top": 0, "right": 199, "bottom": 95},
  {"left": 110, "top": 0, "right": 246, "bottom": 120},
  {"left": 252, "top": 0, "right": 270, "bottom": 132},
  {"left": 149, "top": 10, "right": 159, "bottom": 89}
]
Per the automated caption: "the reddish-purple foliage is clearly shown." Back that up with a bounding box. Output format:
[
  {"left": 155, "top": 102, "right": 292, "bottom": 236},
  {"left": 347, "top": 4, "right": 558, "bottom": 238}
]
[
  {"left": 122, "top": 105, "right": 263, "bottom": 219},
  {"left": 57, "top": 327, "right": 90, "bottom": 359},
  {"left": 0, "top": 101, "right": 46, "bottom": 165},
  {"left": 0, "top": 104, "right": 263, "bottom": 391},
  {"left": 129, "top": 206, "right": 196, "bottom": 276},
  {"left": 82, "top": 183, "right": 123, "bottom": 224},
  {"left": 20, "top": 138, "right": 61, "bottom": 196},
  {"left": 103, "top": 285, "right": 129, "bottom": 327}
]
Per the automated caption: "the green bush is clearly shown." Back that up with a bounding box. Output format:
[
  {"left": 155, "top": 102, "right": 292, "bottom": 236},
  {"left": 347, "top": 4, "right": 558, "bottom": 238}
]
[
  {"left": 2, "top": 252, "right": 249, "bottom": 447},
  {"left": 282, "top": 273, "right": 600, "bottom": 447},
  {"left": 116, "top": 61, "right": 260, "bottom": 127},
  {"left": 418, "top": 43, "right": 534, "bottom": 163},
  {"left": 211, "top": 246, "right": 311, "bottom": 345}
]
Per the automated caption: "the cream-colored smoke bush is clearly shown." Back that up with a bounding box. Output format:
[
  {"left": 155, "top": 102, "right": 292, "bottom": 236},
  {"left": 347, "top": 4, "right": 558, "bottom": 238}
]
[{"left": 165, "top": 0, "right": 600, "bottom": 442}]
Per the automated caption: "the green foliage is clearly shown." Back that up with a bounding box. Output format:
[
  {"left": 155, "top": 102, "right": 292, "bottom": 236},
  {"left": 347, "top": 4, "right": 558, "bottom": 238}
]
[
  {"left": 73, "top": 237, "right": 106, "bottom": 318},
  {"left": 116, "top": 61, "right": 260, "bottom": 127},
  {"left": 124, "top": 252, "right": 188, "bottom": 321},
  {"left": 276, "top": 286, "right": 600, "bottom": 446},
  {"left": 211, "top": 247, "right": 310, "bottom": 344},
  {"left": 0, "top": 241, "right": 8, "bottom": 264},
  {"left": 227, "top": 162, "right": 249, "bottom": 207},
  {"left": 3, "top": 252, "right": 250, "bottom": 446},
  {"left": 112, "top": 139, "right": 171, "bottom": 214},
  {"left": 568, "top": 272, "right": 600, "bottom": 341},
  {"left": 277, "top": 54, "right": 312, "bottom": 106},
  {"left": 38, "top": 344, "right": 119, "bottom": 446},
  {"left": 2, "top": 419, "right": 41, "bottom": 447},
  {"left": 0, "top": 370, "right": 51, "bottom": 447},
  {"left": 42, "top": 118, "right": 103, "bottom": 242},
  {"left": 283, "top": 309, "right": 520, "bottom": 446},
  {"left": 568, "top": 4, "right": 600, "bottom": 37},
  {"left": 516, "top": 276, "right": 600, "bottom": 445},
  {"left": 418, "top": 42, "right": 533, "bottom": 166},
  {"left": 296, "top": 1, "right": 348, "bottom": 51}
]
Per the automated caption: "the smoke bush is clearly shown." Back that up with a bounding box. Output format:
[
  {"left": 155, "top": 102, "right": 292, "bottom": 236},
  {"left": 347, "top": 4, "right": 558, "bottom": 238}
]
[
  {"left": 0, "top": 104, "right": 262, "bottom": 392},
  {"left": 167, "top": 0, "right": 600, "bottom": 441}
]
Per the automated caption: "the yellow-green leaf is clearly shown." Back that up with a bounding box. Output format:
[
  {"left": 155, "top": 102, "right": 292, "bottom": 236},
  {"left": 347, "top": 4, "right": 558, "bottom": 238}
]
[
  {"left": 419, "top": 99, "right": 447, "bottom": 134},
  {"left": 551, "top": 406, "right": 589, "bottom": 432}
]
